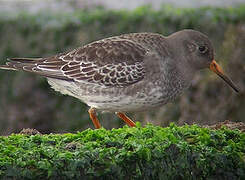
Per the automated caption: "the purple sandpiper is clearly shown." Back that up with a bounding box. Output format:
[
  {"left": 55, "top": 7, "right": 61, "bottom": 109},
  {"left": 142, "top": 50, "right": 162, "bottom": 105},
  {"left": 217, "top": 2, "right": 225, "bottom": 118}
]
[{"left": 0, "top": 30, "right": 239, "bottom": 128}]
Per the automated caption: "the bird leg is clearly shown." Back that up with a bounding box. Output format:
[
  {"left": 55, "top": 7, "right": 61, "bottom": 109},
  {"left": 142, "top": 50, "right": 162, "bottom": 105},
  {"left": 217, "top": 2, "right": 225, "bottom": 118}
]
[
  {"left": 116, "top": 112, "right": 136, "bottom": 127},
  {"left": 88, "top": 108, "right": 101, "bottom": 129}
]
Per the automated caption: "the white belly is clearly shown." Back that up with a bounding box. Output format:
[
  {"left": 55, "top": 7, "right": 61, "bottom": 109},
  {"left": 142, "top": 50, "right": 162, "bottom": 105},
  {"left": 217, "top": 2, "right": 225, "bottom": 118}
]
[
  {"left": 47, "top": 78, "right": 174, "bottom": 112},
  {"left": 47, "top": 77, "right": 188, "bottom": 112}
]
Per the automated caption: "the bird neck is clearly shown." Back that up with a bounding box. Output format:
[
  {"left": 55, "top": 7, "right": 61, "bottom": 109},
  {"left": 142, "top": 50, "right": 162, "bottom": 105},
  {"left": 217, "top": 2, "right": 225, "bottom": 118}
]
[{"left": 166, "top": 35, "right": 196, "bottom": 85}]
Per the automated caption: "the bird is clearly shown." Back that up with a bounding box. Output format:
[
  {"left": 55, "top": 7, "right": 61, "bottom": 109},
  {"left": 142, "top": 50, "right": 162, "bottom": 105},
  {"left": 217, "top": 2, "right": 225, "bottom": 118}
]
[{"left": 0, "top": 29, "right": 239, "bottom": 129}]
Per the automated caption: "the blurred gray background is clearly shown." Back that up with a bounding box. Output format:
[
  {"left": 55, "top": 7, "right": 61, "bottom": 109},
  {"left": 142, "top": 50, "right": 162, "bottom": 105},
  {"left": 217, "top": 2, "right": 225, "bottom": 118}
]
[{"left": 1, "top": 0, "right": 245, "bottom": 13}]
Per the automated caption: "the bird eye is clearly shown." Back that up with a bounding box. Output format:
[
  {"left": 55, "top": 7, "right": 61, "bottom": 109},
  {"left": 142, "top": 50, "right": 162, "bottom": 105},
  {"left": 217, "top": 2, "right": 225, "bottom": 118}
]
[{"left": 198, "top": 45, "right": 208, "bottom": 54}]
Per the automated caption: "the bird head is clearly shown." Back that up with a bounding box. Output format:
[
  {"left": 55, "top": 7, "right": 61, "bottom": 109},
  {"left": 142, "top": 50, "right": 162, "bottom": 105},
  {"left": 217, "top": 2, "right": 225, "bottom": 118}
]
[{"left": 170, "top": 29, "right": 239, "bottom": 93}]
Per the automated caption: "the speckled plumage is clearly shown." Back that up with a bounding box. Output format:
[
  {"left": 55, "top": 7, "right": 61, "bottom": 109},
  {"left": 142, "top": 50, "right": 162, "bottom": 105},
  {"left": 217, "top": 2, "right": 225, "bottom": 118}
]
[{"left": 0, "top": 29, "right": 239, "bottom": 128}]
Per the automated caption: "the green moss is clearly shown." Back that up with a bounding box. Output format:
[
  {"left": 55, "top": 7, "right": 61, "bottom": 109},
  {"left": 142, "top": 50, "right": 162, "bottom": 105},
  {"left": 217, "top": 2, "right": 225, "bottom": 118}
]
[{"left": 0, "top": 124, "right": 244, "bottom": 179}]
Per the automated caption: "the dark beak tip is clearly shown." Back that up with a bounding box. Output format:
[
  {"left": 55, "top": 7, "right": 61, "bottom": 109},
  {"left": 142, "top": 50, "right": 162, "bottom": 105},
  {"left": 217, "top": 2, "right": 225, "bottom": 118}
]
[
  {"left": 234, "top": 88, "right": 239, "bottom": 93},
  {"left": 228, "top": 83, "right": 240, "bottom": 93},
  {"left": 235, "top": 86, "right": 242, "bottom": 93},
  {"left": 229, "top": 80, "right": 240, "bottom": 93},
  {"left": 229, "top": 83, "right": 240, "bottom": 93}
]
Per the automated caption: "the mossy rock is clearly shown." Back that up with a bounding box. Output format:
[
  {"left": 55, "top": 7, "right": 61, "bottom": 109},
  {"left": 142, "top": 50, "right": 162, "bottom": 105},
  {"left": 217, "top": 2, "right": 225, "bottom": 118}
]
[{"left": 0, "top": 123, "right": 244, "bottom": 179}]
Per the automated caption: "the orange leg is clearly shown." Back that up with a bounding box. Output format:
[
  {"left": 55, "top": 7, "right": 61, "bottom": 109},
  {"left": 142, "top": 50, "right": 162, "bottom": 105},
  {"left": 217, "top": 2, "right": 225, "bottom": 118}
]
[
  {"left": 116, "top": 112, "right": 136, "bottom": 127},
  {"left": 88, "top": 108, "right": 101, "bottom": 129}
]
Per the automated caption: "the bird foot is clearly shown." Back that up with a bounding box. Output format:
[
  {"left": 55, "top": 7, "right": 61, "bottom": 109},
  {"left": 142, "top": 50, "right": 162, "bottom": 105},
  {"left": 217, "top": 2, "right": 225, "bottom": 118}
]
[
  {"left": 88, "top": 108, "right": 101, "bottom": 129},
  {"left": 116, "top": 112, "right": 136, "bottom": 127}
]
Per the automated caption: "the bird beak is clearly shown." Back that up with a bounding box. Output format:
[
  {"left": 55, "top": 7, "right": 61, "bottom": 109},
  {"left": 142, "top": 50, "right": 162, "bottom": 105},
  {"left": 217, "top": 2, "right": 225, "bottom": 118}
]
[{"left": 209, "top": 60, "right": 239, "bottom": 93}]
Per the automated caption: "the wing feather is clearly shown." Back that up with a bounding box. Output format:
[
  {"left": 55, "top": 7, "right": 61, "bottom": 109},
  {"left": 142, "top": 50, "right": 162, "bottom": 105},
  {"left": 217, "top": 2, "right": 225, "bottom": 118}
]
[{"left": 0, "top": 37, "right": 149, "bottom": 87}]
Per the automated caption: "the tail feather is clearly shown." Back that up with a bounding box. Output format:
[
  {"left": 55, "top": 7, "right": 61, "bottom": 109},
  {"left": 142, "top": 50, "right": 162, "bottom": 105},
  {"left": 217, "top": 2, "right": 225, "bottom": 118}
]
[
  {"left": 0, "top": 57, "right": 41, "bottom": 71},
  {"left": 0, "top": 57, "right": 73, "bottom": 81},
  {"left": 0, "top": 64, "right": 17, "bottom": 71},
  {"left": 9, "top": 57, "right": 42, "bottom": 63}
]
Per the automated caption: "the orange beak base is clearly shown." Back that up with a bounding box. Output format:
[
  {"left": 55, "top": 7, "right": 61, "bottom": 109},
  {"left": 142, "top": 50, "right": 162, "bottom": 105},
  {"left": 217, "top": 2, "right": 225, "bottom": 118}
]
[{"left": 209, "top": 60, "right": 239, "bottom": 93}]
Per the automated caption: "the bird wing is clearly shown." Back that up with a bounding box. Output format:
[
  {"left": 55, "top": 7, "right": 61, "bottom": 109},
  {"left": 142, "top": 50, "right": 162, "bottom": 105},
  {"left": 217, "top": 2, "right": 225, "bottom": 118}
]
[{"left": 0, "top": 37, "right": 149, "bottom": 87}]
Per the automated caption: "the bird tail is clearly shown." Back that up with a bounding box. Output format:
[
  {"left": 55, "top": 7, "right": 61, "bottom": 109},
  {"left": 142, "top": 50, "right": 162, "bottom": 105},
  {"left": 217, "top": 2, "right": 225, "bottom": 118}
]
[
  {"left": 0, "top": 57, "right": 73, "bottom": 81},
  {"left": 0, "top": 57, "right": 42, "bottom": 71}
]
